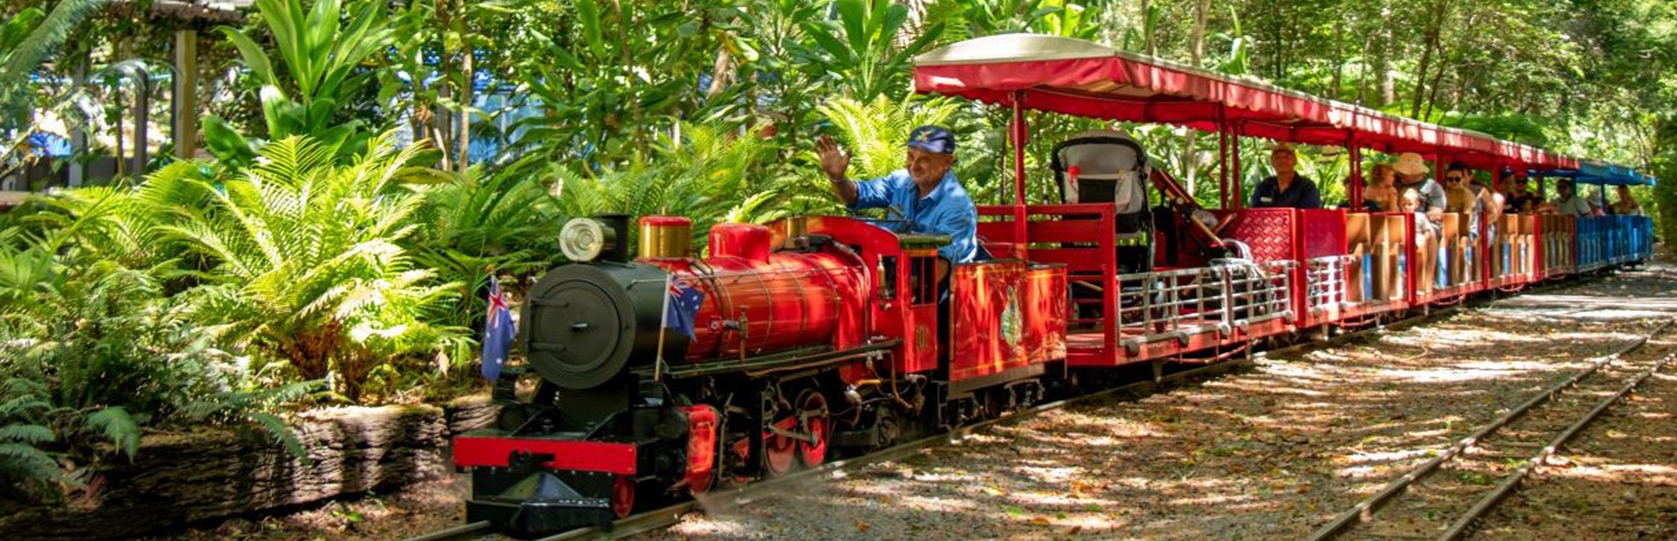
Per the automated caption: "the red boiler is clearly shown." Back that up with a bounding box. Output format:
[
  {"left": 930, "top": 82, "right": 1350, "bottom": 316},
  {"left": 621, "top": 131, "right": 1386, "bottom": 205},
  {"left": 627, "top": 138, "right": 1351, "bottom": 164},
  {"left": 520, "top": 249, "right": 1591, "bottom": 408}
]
[{"left": 643, "top": 222, "right": 875, "bottom": 362}]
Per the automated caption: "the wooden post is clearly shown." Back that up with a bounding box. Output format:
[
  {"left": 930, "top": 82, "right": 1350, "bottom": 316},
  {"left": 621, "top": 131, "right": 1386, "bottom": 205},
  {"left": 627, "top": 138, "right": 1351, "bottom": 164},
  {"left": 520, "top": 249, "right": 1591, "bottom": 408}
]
[{"left": 173, "top": 29, "right": 198, "bottom": 159}]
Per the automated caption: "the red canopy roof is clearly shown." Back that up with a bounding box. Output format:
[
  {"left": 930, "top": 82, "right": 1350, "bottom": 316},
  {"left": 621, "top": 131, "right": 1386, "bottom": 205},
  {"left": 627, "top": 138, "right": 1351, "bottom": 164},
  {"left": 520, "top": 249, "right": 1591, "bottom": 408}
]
[{"left": 913, "top": 34, "right": 1576, "bottom": 170}]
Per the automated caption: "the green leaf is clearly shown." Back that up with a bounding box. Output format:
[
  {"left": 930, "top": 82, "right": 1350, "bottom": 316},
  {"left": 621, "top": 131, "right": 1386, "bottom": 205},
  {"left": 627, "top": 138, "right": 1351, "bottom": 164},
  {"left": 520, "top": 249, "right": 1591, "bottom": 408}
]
[
  {"left": 0, "top": 442, "right": 65, "bottom": 484},
  {"left": 87, "top": 406, "right": 140, "bottom": 460},
  {"left": 837, "top": 0, "right": 867, "bottom": 56},
  {"left": 576, "top": 0, "right": 606, "bottom": 60},
  {"left": 219, "top": 26, "right": 278, "bottom": 87},
  {"left": 251, "top": 411, "right": 310, "bottom": 464},
  {"left": 0, "top": 424, "right": 54, "bottom": 444},
  {"left": 534, "top": 29, "right": 586, "bottom": 71},
  {"left": 203, "top": 115, "right": 258, "bottom": 167}
]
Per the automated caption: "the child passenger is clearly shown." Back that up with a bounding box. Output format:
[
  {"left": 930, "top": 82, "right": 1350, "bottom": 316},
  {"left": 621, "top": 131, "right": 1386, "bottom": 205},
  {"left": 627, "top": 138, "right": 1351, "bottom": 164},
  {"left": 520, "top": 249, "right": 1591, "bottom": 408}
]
[
  {"left": 1401, "top": 188, "right": 1438, "bottom": 241},
  {"left": 1402, "top": 188, "right": 1441, "bottom": 294},
  {"left": 1364, "top": 163, "right": 1400, "bottom": 212}
]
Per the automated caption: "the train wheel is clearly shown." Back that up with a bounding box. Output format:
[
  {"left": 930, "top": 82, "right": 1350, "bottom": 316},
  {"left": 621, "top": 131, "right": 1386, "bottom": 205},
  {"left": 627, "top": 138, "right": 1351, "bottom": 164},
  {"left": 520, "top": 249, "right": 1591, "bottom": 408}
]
[
  {"left": 611, "top": 475, "right": 635, "bottom": 518},
  {"left": 797, "top": 391, "right": 830, "bottom": 467},
  {"left": 763, "top": 417, "right": 797, "bottom": 476}
]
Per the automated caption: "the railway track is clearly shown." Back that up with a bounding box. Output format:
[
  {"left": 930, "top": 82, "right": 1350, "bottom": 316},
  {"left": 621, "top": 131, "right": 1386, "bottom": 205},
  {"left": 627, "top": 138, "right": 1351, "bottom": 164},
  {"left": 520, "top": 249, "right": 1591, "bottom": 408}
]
[{"left": 1306, "top": 318, "right": 1677, "bottom": 541}]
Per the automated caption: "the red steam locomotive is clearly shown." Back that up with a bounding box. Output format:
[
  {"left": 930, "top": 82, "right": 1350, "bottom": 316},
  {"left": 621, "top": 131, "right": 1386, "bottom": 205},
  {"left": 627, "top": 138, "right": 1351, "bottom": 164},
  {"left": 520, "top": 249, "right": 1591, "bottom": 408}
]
[{"left": 454, "top": 214, "right": 1066, "bottom": 535}]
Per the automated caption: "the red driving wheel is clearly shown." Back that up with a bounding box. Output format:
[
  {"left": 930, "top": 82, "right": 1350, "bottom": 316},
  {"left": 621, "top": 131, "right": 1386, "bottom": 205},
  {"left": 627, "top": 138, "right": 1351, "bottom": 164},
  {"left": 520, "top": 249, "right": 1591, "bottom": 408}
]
[
  {"left": 763, "top": 417, "right": 798, "bottom": 476},
  {"left": 611, "top": 474, "right": 635, "bottom": 518},
  {"left": 797, "top": 391, "right": 830, "bottom": 467}
]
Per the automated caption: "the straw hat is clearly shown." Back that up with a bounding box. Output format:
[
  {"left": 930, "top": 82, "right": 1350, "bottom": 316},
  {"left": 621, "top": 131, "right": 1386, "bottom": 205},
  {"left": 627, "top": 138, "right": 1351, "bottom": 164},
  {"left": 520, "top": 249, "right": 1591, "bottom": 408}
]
[{"left": 1393, "top": 152, "right": 1429, "bottom": 176}]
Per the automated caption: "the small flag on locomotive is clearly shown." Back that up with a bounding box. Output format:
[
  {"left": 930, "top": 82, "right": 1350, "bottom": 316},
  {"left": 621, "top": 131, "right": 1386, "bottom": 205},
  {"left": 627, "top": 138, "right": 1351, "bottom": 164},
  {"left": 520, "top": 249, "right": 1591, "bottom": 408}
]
[
  {"left": 664, "top": 278, "right": 704, "bottom": 340},
  {"left": 480, "top": 276, "right": 514, "bottom": 382}
]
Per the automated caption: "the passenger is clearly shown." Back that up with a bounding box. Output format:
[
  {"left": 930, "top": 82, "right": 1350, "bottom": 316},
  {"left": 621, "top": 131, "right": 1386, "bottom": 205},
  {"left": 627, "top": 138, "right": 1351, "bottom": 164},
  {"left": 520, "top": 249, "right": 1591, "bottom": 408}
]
[
  {"left": 816, "top": 125, "right": 980, "bottom": 267},
  {"left": 1249, "top": 143, "right": 1322, "bottom": 209},
  {"left": 1469, "top": 173, "right": 1504, "bottom": 228},
  {"left": 1612, "top": 185, "right": 1643, "bottom": 215},
  {"left": 1549, "top": 180, "right": 1592, "bottom": 217},
  {"left": 1401, "top": 188, "right": 1439, "bottom": 242},
  {"left": 1443, "top": 164, "right": 1477, "bottom": 214},
  {"left": 1587, "top": 187, "right": 1607, "bottom": 217},
  {"left": 1363, "top": 163, "right": 1400, "bottom": 212},
  {"left": 1443, "top": 162, "right": 1486, "bottom": 238},
  {"left": 1503, "top": 176, "right": 1541, "bottom": 213},
  {"left": 1393, "top": 152, "right": 1447, "bottom": 231}
]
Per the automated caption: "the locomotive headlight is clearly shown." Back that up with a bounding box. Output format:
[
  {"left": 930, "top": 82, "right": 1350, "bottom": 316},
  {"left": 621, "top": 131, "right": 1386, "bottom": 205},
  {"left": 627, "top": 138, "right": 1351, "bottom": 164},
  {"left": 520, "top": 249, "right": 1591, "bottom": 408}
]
[{"left": 560, "top": 218, "right": 617, "bottom": 262}]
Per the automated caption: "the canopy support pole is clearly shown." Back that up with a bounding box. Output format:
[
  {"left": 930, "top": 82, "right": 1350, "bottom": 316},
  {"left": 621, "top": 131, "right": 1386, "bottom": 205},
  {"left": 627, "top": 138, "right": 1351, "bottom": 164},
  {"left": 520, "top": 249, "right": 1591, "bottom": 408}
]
[
  {"left": 1348, "top": 137, "right": 1363, "bottom": 210},
  {"left": 1217, "top": 107, "right": 1229, "bottom": 209},
  {"left": 1231, "top": 122, "right": 1244, "bottom": 209},
  {"left": 1011, "top": 92, "right": 1028, "bottom": 254}
]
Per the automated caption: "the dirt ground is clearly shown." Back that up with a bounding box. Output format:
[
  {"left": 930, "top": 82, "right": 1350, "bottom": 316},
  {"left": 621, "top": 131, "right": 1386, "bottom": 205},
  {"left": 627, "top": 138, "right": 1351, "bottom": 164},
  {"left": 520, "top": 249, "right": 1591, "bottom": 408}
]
[
  {"left": 137, "top": 262, "right": 1677, "bottom": 541},
  {"left": 134, "top": 477, "right": 468, "bottom": 541}
]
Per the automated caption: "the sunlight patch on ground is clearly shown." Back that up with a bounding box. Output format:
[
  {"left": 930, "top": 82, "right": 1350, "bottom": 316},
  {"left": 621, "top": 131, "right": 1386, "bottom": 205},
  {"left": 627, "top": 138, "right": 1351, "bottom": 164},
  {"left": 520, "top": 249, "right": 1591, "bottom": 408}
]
[
  {"left": 1370, "top": 364, "right": 1531, "bottom": 383},
  {"left": 1546, "top": 462, "right": 1677, "bottom": 485},
  {"left": 1341, "top": 446, "right": 1440, "bottom": 465},
  {"left": 1165, "top": 492, "right": 1259, "bottom": 507}
]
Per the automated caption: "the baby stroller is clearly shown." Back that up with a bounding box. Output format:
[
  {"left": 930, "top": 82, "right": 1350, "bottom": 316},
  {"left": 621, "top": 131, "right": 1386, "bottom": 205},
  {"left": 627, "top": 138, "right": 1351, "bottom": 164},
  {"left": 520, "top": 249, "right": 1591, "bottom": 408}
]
[{"left": 1051, "top": 130, "right": 1159, "bottom": 325}]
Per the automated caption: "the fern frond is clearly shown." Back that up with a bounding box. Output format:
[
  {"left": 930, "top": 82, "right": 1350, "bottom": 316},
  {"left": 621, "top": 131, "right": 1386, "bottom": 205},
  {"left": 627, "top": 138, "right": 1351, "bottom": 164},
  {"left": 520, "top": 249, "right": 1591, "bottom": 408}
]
[
  {"left": 86, "top": 406, "right": 139, "bottom": 460},
  {"left": 0, "top": 423, "right": 53, "bottom": 444},
  {"left": 249, "top": 411, "right": 309, "bottom": 464}
]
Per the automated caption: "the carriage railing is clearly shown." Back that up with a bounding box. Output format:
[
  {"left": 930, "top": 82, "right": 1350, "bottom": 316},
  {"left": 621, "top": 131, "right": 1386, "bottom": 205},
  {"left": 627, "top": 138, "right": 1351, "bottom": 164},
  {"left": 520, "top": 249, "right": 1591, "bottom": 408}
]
[
  {"left": 1241, "top": 260, "right": 1296, "bottom": 329},
  {"left": 1113, "top": 260, "right": 1294, "bottom": 352},
  {"left": 1114, "top": 267, "right": 1224, "bottom": 348},
  {"left": 1305, "top": 255, "right": 1354, "bottom": 314}
]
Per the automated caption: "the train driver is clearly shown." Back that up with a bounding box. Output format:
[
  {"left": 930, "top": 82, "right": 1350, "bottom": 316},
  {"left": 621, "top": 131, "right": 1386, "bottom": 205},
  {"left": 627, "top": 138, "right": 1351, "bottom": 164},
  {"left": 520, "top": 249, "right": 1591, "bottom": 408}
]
[
  {"left": 1249, "top": 143, "right": 1322, "bottom": 209},
  {"left": 815, "top": 125, "right": 981, "bottom": 274}
]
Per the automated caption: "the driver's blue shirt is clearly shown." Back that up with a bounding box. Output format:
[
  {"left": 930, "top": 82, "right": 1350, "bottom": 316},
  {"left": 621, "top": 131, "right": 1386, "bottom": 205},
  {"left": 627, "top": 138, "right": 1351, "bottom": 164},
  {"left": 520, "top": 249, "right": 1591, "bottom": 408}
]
[{"left": 849, "top": 169, "right": 979, "bottom": 263}]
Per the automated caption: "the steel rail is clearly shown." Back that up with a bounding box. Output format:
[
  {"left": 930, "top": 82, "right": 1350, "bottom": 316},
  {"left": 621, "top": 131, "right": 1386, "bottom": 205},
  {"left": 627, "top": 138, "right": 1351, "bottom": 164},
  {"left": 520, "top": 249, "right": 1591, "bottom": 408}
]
[
  {"left": 397, "top": 521, "right": 493, "bottom": 541},
  {"left": 1303, "top": 317, "right": 1674, "bottom": 541},
  {"left": 1435, "top": 345, "right": 1677, "bottom": 541},
  {"left": 534, "top": 358, "right": 1258, "bottom": 541}
]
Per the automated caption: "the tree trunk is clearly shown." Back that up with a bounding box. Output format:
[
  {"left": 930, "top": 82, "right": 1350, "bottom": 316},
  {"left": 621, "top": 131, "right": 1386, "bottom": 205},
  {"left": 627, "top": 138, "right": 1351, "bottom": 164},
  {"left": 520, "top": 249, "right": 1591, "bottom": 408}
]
[
  {"left": 707, "top": 47, "right": 733, "bottom": 98},
  {"left": 1182, "top": 0, "right": 1212, "bottom": 196},
  {"left": 1141, "top": 0, "right": 1157, "bottom": 57},
  {"left": 1327, "top": 31, "right": 1341, "bottom": 98},
  {"left": 457, "top": 8, "right": 472, "bottom": 174},
  {"left": 1374, "top": 1, "right": 1395, "bottom": 107},
  {"left": 1355, "top": 33, "right": 1372, "bottom": 106},
  {"left": 1409, "top": 0, "right": 1449, "bottom": 118}
]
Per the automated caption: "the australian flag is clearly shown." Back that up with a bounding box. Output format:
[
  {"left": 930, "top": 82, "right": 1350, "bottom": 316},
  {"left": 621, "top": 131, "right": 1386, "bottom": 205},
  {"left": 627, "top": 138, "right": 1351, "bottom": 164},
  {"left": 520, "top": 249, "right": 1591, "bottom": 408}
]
[
  {"left": 481, "top": 276, "right": 514, "bottom": 382},
  {"left": 665, "top": 278, "right": 705, "bottom": 340}
]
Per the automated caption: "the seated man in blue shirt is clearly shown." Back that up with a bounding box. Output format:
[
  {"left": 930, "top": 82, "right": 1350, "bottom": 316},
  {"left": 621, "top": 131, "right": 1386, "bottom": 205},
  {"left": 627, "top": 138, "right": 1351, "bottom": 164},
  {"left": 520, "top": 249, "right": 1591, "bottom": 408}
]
[
  {"left": 815, "top": 125, "right": 980, "bottom": 275},
  {"left": 1249, "top": 143, "right": 1322, "bottom": 209}
]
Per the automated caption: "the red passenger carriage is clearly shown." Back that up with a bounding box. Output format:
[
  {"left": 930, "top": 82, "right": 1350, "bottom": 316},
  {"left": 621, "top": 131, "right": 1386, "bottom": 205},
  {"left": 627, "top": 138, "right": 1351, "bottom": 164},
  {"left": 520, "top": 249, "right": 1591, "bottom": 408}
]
[{"left": 448, "top": 34, "right": 1652, "bottom": 538}]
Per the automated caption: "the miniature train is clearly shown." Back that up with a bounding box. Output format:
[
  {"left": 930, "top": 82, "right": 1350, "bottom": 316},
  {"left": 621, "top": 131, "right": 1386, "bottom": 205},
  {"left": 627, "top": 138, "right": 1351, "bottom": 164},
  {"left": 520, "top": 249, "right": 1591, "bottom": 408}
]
[{"left": 449, "top": 34, "right": 1657, "bottom": 537}]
